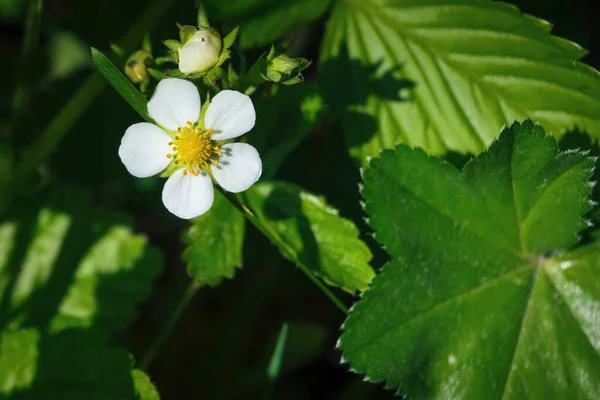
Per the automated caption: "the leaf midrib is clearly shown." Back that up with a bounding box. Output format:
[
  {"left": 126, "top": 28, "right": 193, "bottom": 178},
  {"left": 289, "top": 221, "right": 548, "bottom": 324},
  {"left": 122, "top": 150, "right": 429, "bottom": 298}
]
[{"left": 345, "top": 262, "right": 535, "bottom": 356}]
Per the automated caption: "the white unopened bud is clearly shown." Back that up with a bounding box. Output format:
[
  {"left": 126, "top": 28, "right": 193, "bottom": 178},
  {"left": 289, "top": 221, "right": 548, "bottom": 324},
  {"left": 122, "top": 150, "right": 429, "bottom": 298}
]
[{"left": 178, "top": 29, "right": 221, "bottom": 75}]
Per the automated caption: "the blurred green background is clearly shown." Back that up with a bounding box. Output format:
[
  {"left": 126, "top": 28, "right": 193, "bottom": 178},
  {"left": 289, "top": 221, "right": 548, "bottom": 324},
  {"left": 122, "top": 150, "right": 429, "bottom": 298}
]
[{"left": 0, "top": 0, "right": 598, "bottom": 398}]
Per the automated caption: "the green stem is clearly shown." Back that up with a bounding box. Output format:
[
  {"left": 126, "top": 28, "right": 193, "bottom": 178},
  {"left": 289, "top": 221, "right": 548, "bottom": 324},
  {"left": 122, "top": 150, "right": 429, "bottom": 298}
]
[
  {"left": 223, "top": 189, "right": 349, "bottom": 315},
  {"left": 138, "top": 281, "right": 198, "bottom": 371}
]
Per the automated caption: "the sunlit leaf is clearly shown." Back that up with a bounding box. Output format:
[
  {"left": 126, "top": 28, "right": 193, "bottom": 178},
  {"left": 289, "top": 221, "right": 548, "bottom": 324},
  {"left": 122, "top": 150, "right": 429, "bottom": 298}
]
[
  {"left": 320, "top": 0, "right": 600, "bottom": 165},
  {"left": 245, "top": 181, "right": 374, "bottom": 293},
  {"left": 341, "top": 121, "right": 599, "bottom": 398},
  {"left": 0, "top": 328, "right": 160, "bottom": 399},
  {"left": 0, "top": 186, "right": 162, "bottom": 336}
]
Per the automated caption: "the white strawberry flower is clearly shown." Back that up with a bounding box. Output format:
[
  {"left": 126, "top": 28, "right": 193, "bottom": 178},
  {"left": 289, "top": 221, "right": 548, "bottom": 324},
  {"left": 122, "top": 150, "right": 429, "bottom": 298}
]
[{"left": 118, "top": 78, "right": 261, "bottom": 219}]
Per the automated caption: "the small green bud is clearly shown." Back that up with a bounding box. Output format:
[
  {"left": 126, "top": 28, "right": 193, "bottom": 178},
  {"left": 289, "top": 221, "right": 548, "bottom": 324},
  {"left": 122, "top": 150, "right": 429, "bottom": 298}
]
[
  {"left": 125, "top": 50, "right": 153, "bottom": 83},
  {"left": 265, "top": 51, "right": 310, "bottom": 84},
  {"left": 177, "top": 27, "right": 222, "bottom": 75}
]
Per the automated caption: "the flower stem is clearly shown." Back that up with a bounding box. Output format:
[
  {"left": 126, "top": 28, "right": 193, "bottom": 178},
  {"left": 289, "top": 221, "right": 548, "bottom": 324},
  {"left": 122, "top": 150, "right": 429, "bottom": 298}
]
[
  {"left": 138, "top": 281, "right": 199, "bottom": 371},
  {"left": 222, "top": 188, "right": 349, "bottom": 315}
]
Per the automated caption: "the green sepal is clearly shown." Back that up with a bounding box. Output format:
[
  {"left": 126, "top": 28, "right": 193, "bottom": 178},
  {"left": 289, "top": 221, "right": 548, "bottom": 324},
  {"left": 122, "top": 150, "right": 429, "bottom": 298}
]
[
  {"left": 177, "top": 24, "right": 197, "bottom": 44},
  {"left": 164, "top": 69, "right": 184, "bottom": 78},
  {"left": 159, "top": 160, "right": 181, "bottom": 178},
  {"left": 142, "top": 32, "right": 152, "bottom": 54},
  {"left": 199, "top": 92, "right": 211, "bottom": 130},
  {"left": 222, "top": 25, "right": 239, "bottom": 50},
  {"left": 227, "top": 63, "right": 239, "bottom": 88},
  {"left": 139, "top": 79, "right": 150, "bottom": 94},
  {"left": 147, "top": 68, "right": 166, "bottom": 81},
  {"left": 197, "top": 6, "right": 209, "bottom": 28},
  {"left": 203, "top": 66, "right": 224, "bottom": 86},
  {"left": 109, "top": 43, "right": 127, "bottom": 59},
  {"left": 282, "top": 76, "right": 304, "bottom": 85},
  {"left": 154, "top": 56, "right": 174, "bottom": 66},
  {"left": 162, "top": 39, "right": 181, "bottom": 51}
]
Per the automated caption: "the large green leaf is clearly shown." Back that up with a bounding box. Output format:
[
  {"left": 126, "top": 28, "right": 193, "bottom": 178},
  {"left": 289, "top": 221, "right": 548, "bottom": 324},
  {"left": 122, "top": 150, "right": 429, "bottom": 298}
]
[
  {"left": 182, "top": 191, "right": 245, "bottom": 286},
  {"left": 341, "top": 121, "right": 600, "bottom": 398},
  {"left": 0, "top": 328, "right": 159, "bottom": 399},
  {"left": 320, "top": 0, "right": 600, "bottom": 165},
  {"left": 204, "top": 0, "right": 332, "bottom": 48},
  {"left": 0, "top": 186, "right": 162, "bottom": 335},
  {"left": 245, "top": 181, "right": 374, "bottom": 293}
]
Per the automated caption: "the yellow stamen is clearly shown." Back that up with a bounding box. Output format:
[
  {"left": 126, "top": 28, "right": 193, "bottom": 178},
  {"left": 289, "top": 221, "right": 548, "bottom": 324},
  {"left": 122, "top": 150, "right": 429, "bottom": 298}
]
[
  {"left": 172, "top": 147, "right": 178, "bottom": 151},
  {"left": 168, "top": 142, "right": 173, "bottom": 146},
  {"left": 194, "top": 171, "right": 199, "bottom": 176},
  {"left": 186, "top": 121, "right": 193, "bottom": 126},
  {"left": 207, "top": 128, "right": 215, "bottom": 134},
  {"left": 217, "top": 151, "right": 222, "bottom": 157},
  {"left": 183, "top": 170, "right": 188, "bottom": 175},
  {"left": 166, "top": 154, "right": 172, "bottom": 158},
  {"left": 174, "top": 160, "right": 179, "bottom": 164},
  {"left": 177, "top": 127, "right": 182, "bottom": 132},
  {"left": 213, "top": 160, "right": 219, "bottom": 165}
]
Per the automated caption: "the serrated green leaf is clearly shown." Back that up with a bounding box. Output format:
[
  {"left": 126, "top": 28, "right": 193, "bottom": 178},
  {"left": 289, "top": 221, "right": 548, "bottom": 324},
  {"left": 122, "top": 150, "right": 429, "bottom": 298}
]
[
  {"left": 0, "top": 328, "right": 160, "bottom": 399},
  {"left": 245, "top": 181, "right": 374, "bottom": 293},
  {"left": 205, "top": 0, "right": 331, "bottom": 48},
  {"left": 91, "top": 48, "right": 150, "bottom": 122},
  {"left": 252, "top": 83, "right": 323, "bottom": 179},
  {"left": 341, "top": 121, "right": 599, "bottom": 398},
  {"left": 0, "top": 186, "right": 162, "bottom": 336},
  {"left": 183, "top": 191, "right": 245, "bottom": 286},
  {"left": 320, "top": 0, "right": 600, "bottom": 166}
]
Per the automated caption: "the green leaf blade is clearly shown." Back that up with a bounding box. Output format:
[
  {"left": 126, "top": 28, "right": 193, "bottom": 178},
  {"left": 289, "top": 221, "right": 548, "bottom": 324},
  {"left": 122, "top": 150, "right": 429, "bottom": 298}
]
[
  {"left": 0, "top": 328, "right": 160, "bottom": 399},
  {"left": 183, "top": 191, "right": 245, "bottom": 286},
  {"left": 342, "top": 121, "right": 600, "bottom": 398},
  {"left": 246, "top": 181, "right": 374, "bottom": 293},
  {"left": 0, "top": 186, "right": 162, "bottom": 336},
  {"left": 91, "top": 48, "right": 151, "bottom": 122},
  {"left": 320, "top": 0, "right": 600, "bottom": 165}
]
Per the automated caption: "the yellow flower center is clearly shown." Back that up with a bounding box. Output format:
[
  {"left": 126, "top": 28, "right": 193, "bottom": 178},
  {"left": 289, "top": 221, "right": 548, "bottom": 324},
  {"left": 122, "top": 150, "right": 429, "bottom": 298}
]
[{"left": 166, "top": 121, "right": 223, "bottom": 175}]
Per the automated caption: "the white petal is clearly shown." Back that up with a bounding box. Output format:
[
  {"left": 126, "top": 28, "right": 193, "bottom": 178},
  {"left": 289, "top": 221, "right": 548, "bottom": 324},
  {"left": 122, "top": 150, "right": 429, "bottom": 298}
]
[
  {"left": 162, "top": 169, "right": 214, "bottom": 219},
  {"left": 212, "top": 143, "right": 262, "bottom": 193},
  {"left": 204, "top": 90, "right": 256, "bottom": 140},
  {"left": 118, "top": 123, "right": 172, "bottom": 178},
  {"left": 147, "top": 78, "right": 200, "bottom": 131}
]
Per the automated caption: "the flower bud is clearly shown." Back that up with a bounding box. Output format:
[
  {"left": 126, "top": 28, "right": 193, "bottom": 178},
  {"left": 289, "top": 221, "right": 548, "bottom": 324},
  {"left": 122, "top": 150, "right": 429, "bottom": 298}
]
[
  {"left": 178, "top": 28, "right": 221, "bottom": 75},
  {"left": 265, "top": 53, "right": 310, "bottom": 85},
  {"left": 125, "top": 50, "right": 153, "bottom": 83}
]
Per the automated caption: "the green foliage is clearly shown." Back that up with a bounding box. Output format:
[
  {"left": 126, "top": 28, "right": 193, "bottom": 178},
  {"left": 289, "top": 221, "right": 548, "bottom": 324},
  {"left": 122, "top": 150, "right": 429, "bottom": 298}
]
[
  {"left": 204, "top": 0, "right": 331, "bottom": 48},
  {"left": 245, "top": 181, "right": 375, "bottom": 293},
  {"left": 183, "top": 191, "right": 245, "bottom": 286},
  {"left": 340, "top": 121, "right": 599, "bottom": 398},
  {"left": 0, "top": 328, "right": 158, "bottom": 399},
  {"left": 91, "top": 48, "right": 151, "bottom": 122},
  {"left": 320, "top": 0, "right": 600, "bottom": 165},
  {"left": 252, "top": 83, "right": 323, "bottom": 179},
  {"left": 0, "top": 186, "right": 162, "bottom": 334},
  {"left": 0, "top": 186, "right": 161, "bottom": 398}
]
